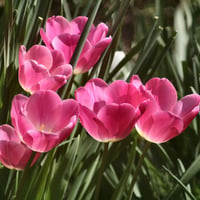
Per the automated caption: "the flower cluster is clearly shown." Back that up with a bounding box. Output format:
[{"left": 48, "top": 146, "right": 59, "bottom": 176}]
[{"left": 0, "top": 15, "right": 199, "bottom": 170}]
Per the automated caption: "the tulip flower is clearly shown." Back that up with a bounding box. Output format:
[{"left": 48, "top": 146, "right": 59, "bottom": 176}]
[
  {"left": 19, "top": 45, "right": 72, "bottom": 94},
  {"left": 0, "top": 125, "right": 40, "bottom": 170},
  {"left": 40, "top": 16, "right": 112, "bottom": 74},
  {"left": 11, "top": 90, "right": 79, "bottom": 152},
  {"left": 131, "top": 76, "right": 200, "bottom": 143},
  {"left": 75, "top": 78, "right": 145, "bottom": 142}
]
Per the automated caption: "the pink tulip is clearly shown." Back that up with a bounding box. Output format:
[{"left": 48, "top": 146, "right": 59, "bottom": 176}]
[
  {"left": 19, "top": 45, "right": 72, "bottom": 94},
  {"left": 40, "top": 16, "right": 112, "bottom": 74},
  {"left": 11, "top": 90, "right": 79, "bottom": 152},
  {"left": 75, "top": 78, "right": 145, "bottom": 142},
  {"left": 131, "top": 76, "right": 200, "bottom": 143},
  {"left": 0, "top": 125, "right": 40, "bottom": 170}
]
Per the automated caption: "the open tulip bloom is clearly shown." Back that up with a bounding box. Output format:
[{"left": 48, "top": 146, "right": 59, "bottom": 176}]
[
  {"left": 132, "top": 76, "right": 200, "bottom": 143},
  {"left": 40, "top": 16, "right": 112, "bottom": 74},
  {"left": 75, "top": 78, "right": 146, "bottom": 142},
  {"left": 19, "top": 45, "right": 72, "bottom": 94},
  {"left": 0, "top": 125, "right": 40, "bottom": 170},
  {"left": 11, "top": 90, "right": 79, "bottom": 152}
]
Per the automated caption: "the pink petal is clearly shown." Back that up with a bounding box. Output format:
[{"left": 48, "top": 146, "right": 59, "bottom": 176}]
[
  {"left": 24, "top": 130, "right": 59, "bottom": 152},
  {"left": 97, "top": 103, "right": 139, "bottom": 142},
  {"left": 0, "top": 125, "right": 40, "bottom": 170},
  {"left": 11, "top": 94, "right": 29, "bottom": 130},
  {"left": 136, "top": 111, "right": 183, "bottom": 143},
  {"left": 78, "top": 105, "right": 109, "bottom": 142},
  {"left": 0, "top": 141, "right": 29, "bottom": 170},
  {"left": 51, "top": 99, "right": 79, "bottom": 131},
  {"left": 107, "top": 80, "right": 143, "bottom": 106},
  {"left": 0, "top": 125, "right": 19, "bottom": 142},
  {"left": 145, "top": 78, "right": 177, "bottom": 111},
  {"left": 130, "top": 75, "right": 143, "bottom": 89},
  {"left": 40, "top": 28, "right": 53, "bottom": 49},
  {"left": 88, "top": 23, "right": 109, "bottom": 45},
  {"left": 51, "top": 49, "right": 67, "bottom": 67},
  {"left": 173, "top": 94, "right": 200, "bottom": 130},
  {"left": 50, "top": 64, "right": 72, "bottom": 78},
  {"left": 25, "top": 90, "right": 62, "bottom": 130},
  {"left": 31, "top": 75, "right": 67, "bottom": 92},
  {"left": 44, "top": 16, "right": 72, "bottom": 42},
  {"left": 75, "top": 78, "right": 108, "bottom": 111},
  {"left": 70, "top": 16, "right": 88, "bottom": 34},
  {"left": 52, "top": 34, "right": 80, "bottom": 63},
  {"left": 19, "top": 60, "right": 50, "bottom": 93},
  {"left": 19, "top": 45, "right": 26, "bottom": 66},
  {"left": 25, "top": 45, "right": 53, "bottom": 69},
  {"left": 74, "top": 37, "right": 112, "bottom": 74}
]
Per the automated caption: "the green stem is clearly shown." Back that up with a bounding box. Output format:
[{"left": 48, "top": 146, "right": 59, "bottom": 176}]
[
  {"left": 15, "top": 151, "right": 37, "bottom": 200},
  {"left": 61, "top": 74, "right": 74, "bottom": 99},
  {"left": 94, "top": 142, "right": 109, "bottom": 200},
  {"left": 128, "top": 141, "right": 151, "bottom": 200}
]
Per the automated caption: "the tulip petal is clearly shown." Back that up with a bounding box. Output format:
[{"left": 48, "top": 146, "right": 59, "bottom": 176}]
[
  {"left": 24, "top": 130, "right": 59, "bottom": 152},
  {"left": 88, "top": 23, "right": 109, "bottom": 45},
  {"left": 145, "top": 78, "right": 177, "bottom": 111},
  {"left": 11, "top": 94, "right": 29, "bottom": 130},
  {"left": 51, "top": 49, "right": 67, "bottom": 67},
  {"left": 97, "top": 103, "right": 139, "bottom": 142},
  {"left": 32, "top": 75, "right": 67, "bottom": 92},
  {"left": 25, "top": 45, "right": 53, "bottom": 69},
  {"left": 75, "top": 78, "right": 108, "bottom": 110},
  {"left": 136, "top": 111, "right": 183, "bottom": 143},
  {"left": 51, "top": 99, "right": 79, "bottom": 131},
  {"left": 24, "top": 91, "right": 62, "bottom": 131},
  {"left": 70, "top": 16, "right": 88, "bottom": 34},
  {"left": 79, "top": 105, "right": 109, "bottom": 142},
  {"left": 19, "top": 60, "right": 50, "bottom": 93},
  {"left": 173, "top": 94, "right": 200, "bottom": 130},
  {"left": 44, "top": 16, "right": 72, "bottom": 42},
  {"left": 52, "top": 34, "right": 80, "bottom": 63},
  {"left": 130, "top": 75, "right": 143, "bottom": 89},
  {"left": 19, "top": 45, "right": 27, "bottom": 65},
  {"left": 107, "top": 80, "right": 143, "bottom": 106},
  {"left": 74, "top": 37, "right": 112, "bottom": 74},
  {"left": 0, "top": 125, "right": 39, "bottom": 170}
]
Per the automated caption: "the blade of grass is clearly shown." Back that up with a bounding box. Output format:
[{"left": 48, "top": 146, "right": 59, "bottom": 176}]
[
  {"left": 163, "top": 166, "right": 196, "bottom": 200},
  {"left": 127, "top": 20, "right": 163, "bottom": 80},
  {"left": 61, "top": 0, "right": 102, "bottom": 99},
  {"left": 107, "top": 38, "right": 145, "bottom": 82},
  {"left": 165, "top": 154, "right": 200, "bottom": 199},
  {"left": 111, "top": 137, "right": 137, "bottom": 200}
]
